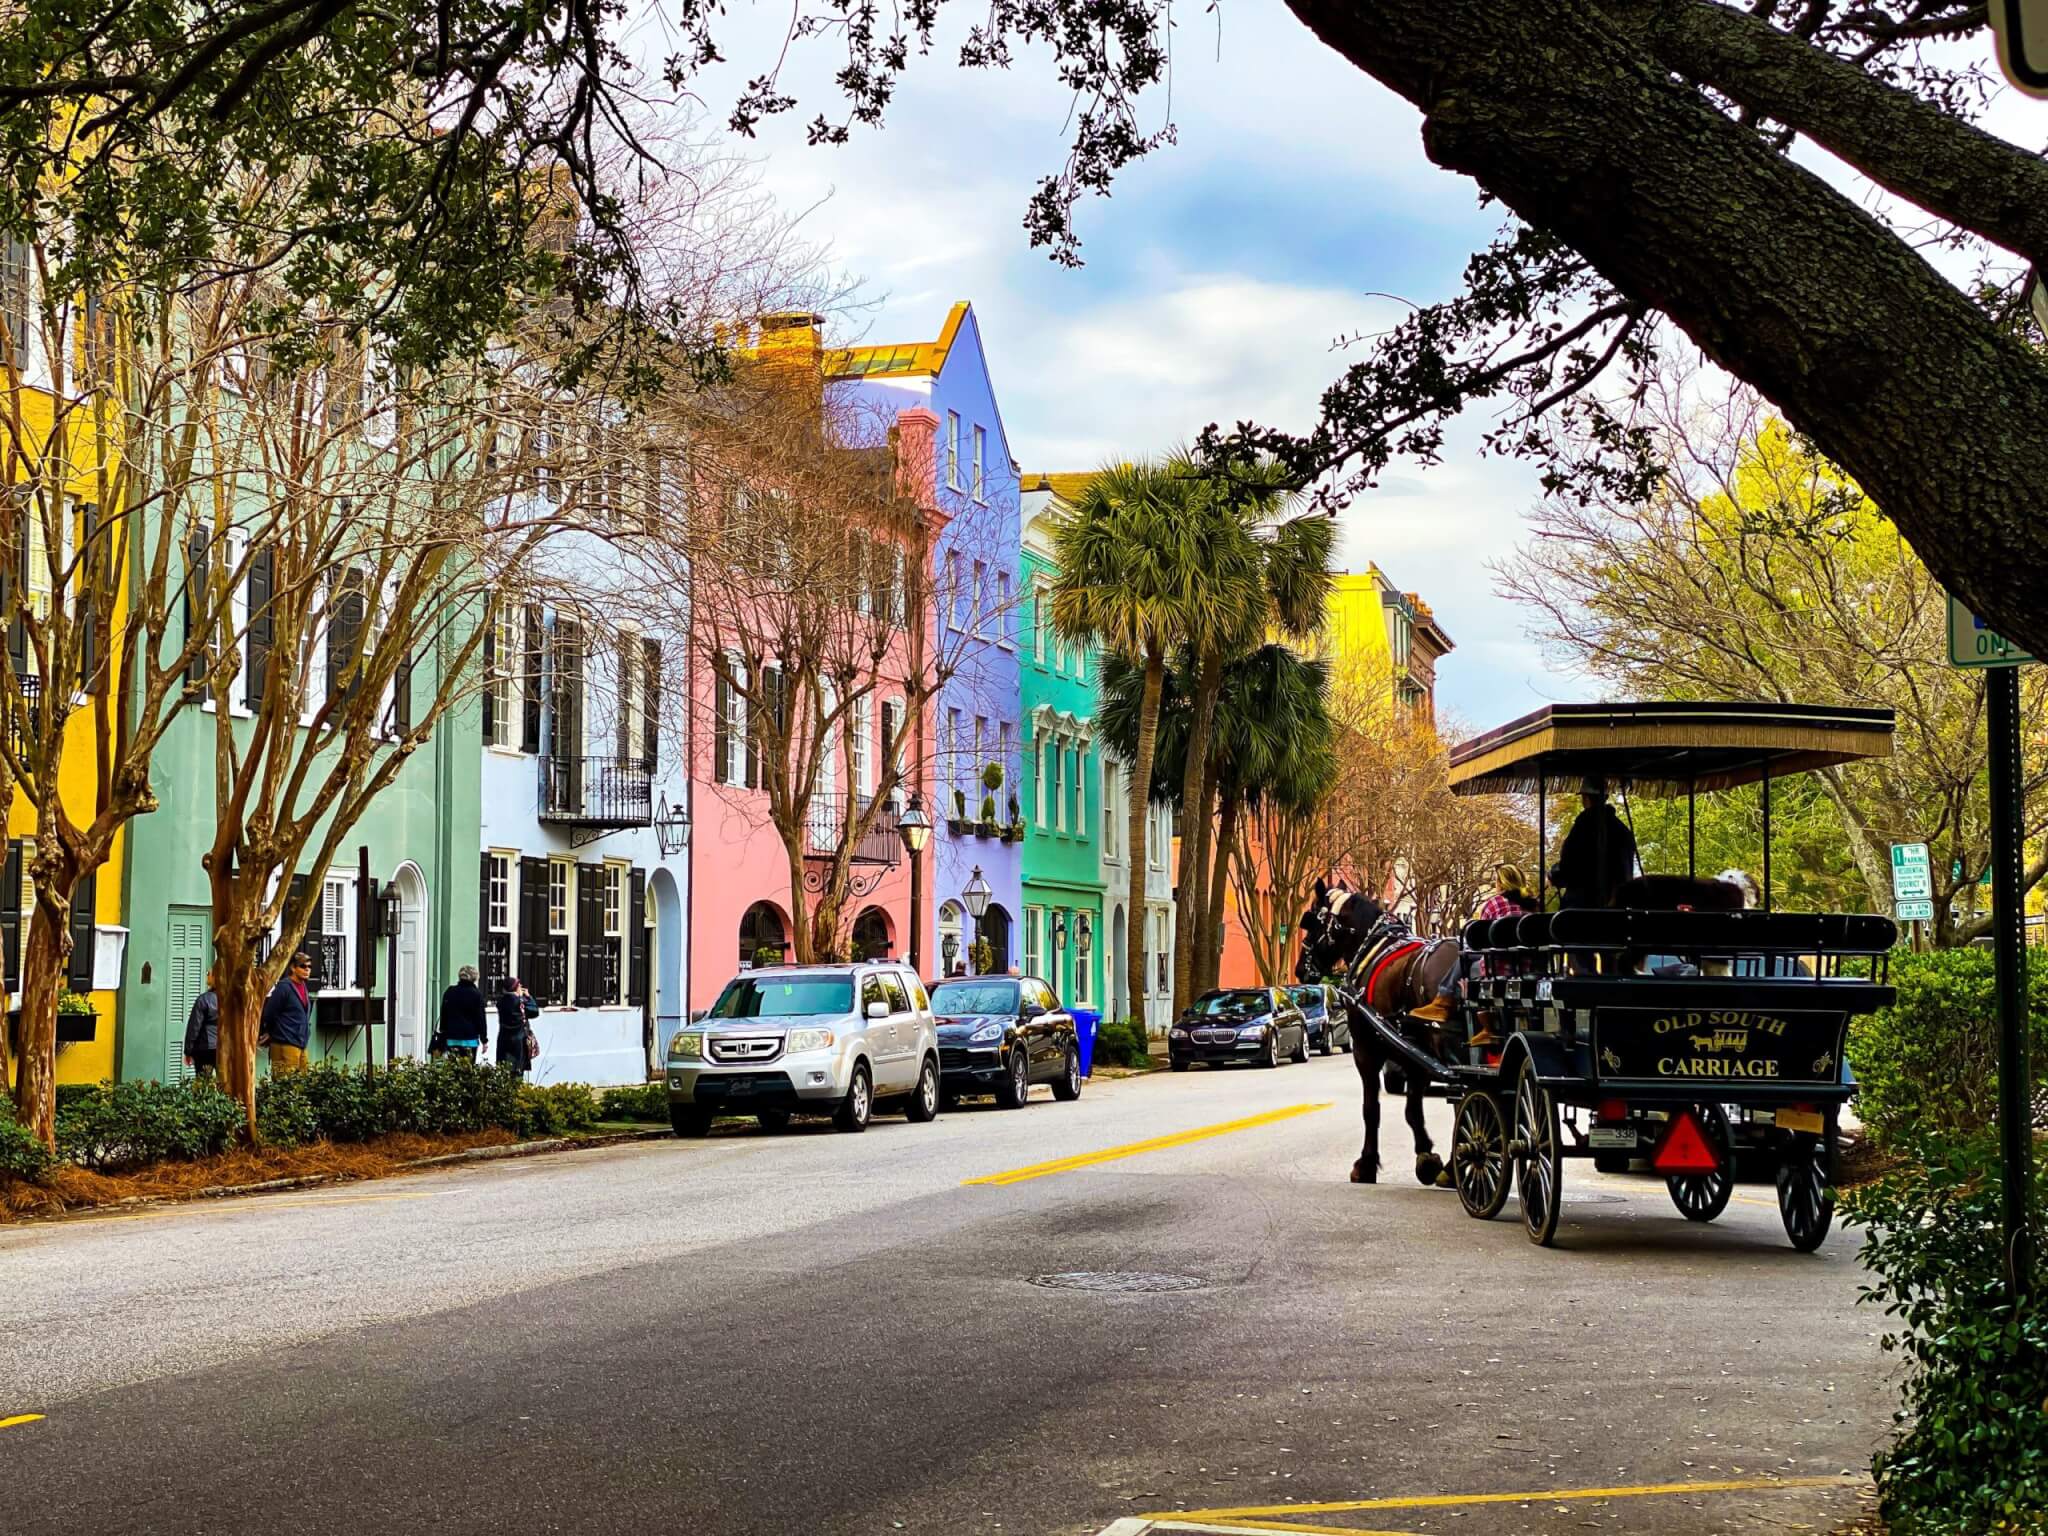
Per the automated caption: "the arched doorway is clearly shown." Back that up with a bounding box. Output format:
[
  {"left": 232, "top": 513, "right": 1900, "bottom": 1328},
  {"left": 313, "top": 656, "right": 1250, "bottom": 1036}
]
[
  {"left": 739, "top": 901, "right": 788, "bottom": 969},
  {"left": 938, "top": 901, "right": 964, "bottom": 976},
  {"left": 390, "top": 862, "right": 429, "bottom": 1061},
  {"left": 851, "top": 905, "right": 894, "bottom": 960},
  {"left": 651, "top": 866, "right": 683, "bottom": 1046},
  {"left": 980, "top": 902, "right": 1013, "bottom": 973},
  {"left": 1110, "top": 904, "right": 1128, "bottom": 1021}
]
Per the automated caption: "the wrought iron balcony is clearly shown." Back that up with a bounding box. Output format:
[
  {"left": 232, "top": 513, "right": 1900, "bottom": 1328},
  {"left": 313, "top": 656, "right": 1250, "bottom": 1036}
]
[
  {"left": 539, "top": 754, "right": 655, "bottom": 830},
  {"left": 801, "top": 794, "right": 903, "bottom": 896}
]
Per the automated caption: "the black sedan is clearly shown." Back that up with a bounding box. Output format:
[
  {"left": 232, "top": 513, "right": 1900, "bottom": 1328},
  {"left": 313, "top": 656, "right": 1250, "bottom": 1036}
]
[
  {"left": 929, "top": 974, "right": 1082, "bottom": 1108},
  {"left": 1288, "top": 983, "right": 1352, "bottom": 1055},
  {"left": 1169, "top": 988, "right": 1310, "bottom": 1071}
]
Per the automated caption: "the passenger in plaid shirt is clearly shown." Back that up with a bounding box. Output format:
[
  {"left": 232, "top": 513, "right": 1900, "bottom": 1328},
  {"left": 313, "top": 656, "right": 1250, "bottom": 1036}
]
[{"left": 1412, "top": 864, "right": 1536, "bottom": 1028}]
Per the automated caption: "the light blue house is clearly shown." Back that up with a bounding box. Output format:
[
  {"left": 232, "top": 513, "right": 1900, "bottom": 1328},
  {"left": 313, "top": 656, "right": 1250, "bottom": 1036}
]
[{"left": 827, "top": 303, "right": 1024, "bottom": 977}]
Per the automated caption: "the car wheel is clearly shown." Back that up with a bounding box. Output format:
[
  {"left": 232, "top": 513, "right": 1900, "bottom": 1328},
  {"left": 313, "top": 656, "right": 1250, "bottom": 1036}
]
[
  {"left": 905, "top": 1055, "right": 941, "bottom": 1122},
  {"left": 834, "top": 1063, "right": 872, "bottom": 1132},
  {"left": 997, "top": 1048, "right": 1031, "bottom": 1108},
  {"left": 1290, "top": 1027, "right": 1310, "bottom": 1064},
  {"left": 1261, "top": 1033, "right": 1280, "bottom": 1069},
  {"left": 1169, "top": 1054, "right": 1190, "bottom": 1072},
  {"left": 671, "top": 1104, "right": 713, "bottom": 1139},
  {"left": 755, "top": 1109, "right": 791, "bottom": 1133},
  {"left": 1052, "top": 1045, "right": 1082, "bottom": 1101}
]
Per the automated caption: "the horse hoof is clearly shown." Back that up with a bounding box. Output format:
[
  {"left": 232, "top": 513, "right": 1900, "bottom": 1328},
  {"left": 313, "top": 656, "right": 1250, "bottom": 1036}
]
[
  {"left": 1350, "top": 1161, "right": 1378, "bottom": 1185},
  {"left": 1416, "top": 1153, "right": 1444, "bottom": 1187},
  {"left": 1434, "top": 1169, "right": 1455, "bottom": 1190}
]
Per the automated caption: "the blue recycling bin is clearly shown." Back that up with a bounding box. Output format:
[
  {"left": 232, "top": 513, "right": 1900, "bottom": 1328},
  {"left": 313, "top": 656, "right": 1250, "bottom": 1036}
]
[{"left": 1069, "top": 1008, "right": 1101, "bottom": 1076}]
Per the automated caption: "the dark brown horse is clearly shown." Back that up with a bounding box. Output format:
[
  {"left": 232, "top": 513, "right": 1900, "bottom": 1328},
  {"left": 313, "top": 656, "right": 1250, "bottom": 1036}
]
[{"left": 1297, "top": 881, "right": 1453, "bottom": 1186}]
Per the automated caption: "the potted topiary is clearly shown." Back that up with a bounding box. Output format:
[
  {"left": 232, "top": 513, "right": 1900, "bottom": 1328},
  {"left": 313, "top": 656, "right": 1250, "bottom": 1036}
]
[{"left": 55, "top": 989, "right": 97, "bottom": 1043}]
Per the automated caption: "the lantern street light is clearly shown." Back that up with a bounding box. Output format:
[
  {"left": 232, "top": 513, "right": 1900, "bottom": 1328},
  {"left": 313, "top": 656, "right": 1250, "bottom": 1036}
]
[
  {"left": 1052, "top": 911, "right": 1069, "bottom": 951},
  {"left": 897, "top": 793, "right": 931, "bottom": 975},
  {"left": 963, "top": 865, "right": 992, "bottom": 972}
]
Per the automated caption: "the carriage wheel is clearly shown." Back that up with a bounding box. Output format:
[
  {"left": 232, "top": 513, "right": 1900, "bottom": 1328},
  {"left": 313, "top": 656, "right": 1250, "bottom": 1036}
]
[
  {"left": 1665, "top": 1102, "right": 1734, "bottom": 1224},
  {"left": 1513, "top": 1062, "right": 1562, "bottom": 1247},
  {"left": 1452, "top": 1091, "right": 1511, "bottom": 1221},
  {"left": 1778, "top": 1128, "right": 1836, "bottom": 1253}
]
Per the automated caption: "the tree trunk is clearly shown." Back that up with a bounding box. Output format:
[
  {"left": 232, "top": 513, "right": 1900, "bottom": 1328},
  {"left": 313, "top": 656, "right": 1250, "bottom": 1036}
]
[
  {"left": 782, "top": 834, "right": 814, "bottom": 964},
  {"left": 1200, "top": 781, "right": 1240, "bottom": 993},
  {"left": 215, "top": 947, "right": 264, "bottom": 1130},
  {"left": 1126, "top": 647, "right": 1166, "bottom": 1027},
  {"left": 1171, "top": 647, "right": 1224, "bottom": 1014},
  {"left": 1287, "top": 0, "right": 2048, "bottom": 661},
  {"left": 13, "top": 900, "right": 66, "bottom": 1148}
]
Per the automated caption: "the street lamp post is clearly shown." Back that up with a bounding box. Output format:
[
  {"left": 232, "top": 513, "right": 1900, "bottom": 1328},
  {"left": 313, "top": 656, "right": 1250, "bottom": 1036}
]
[
  {"left": 897, "top": 793, "right": 931, "bottom": 976},
  {"left": 964, "top": 865, "right": 992, "bottom": 973}
]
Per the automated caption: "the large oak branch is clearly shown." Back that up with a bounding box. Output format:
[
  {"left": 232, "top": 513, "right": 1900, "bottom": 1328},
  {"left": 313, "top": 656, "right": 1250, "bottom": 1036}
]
[{"left": 1289, "top": 0, "right": 2048, "bottom": 657}]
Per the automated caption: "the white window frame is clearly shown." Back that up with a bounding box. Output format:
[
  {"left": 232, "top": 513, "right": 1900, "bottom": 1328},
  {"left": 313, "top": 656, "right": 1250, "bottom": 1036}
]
[
  {"left": 487, "top": 851, "right": 513, "bottom": 933},
  {"left": 321, "top": 870, "right": 359, "bottom": 995},
  {"left": 1101, "top": 763, "right": 1119, "bottom": 860},
  {"left": 618, "top": 623, "right": 642, "bottom": 763},
  {"left": 1073, "top": 934, "right": 1092, "bottom": 1006},
  {"left": 882, "top": 695, "right": 906, "bottom": 807},
  {"left": 890, "top": 545, "right": 908, "bottom": 627},
  {"left": 1031, "top": 580, "right": 1048, "bottom": 664},
  {"left": 604, "top": 860, "right": 628, "bottom": 1006},
  {"left": 945, "top": 410, "right": 961, "bottom": 489},
  {"left": 995, "top": 571, "right": 1013, "bottom": 649},
  {"left": 1023, "top": 905, "right": 1043, "bottom": 977},
  {"left": 852, "top": 695, "right": 874, "bottom": 802},
  {"left": 718, "top": 651, "right": 749, "bottom": 788},
  {"left": 1074, "top": 743, "right": 1087, "bottom": 839},
  {"left": 997, "top": 720, "right": 1012, "bottom": 807},
  {"left": 1053, "top": 734, "right": 1067, "bottom": 833},
  {"left": 486, "top": 603, "right": 517, "bottom": 748},
  {"left": 946, "top": 707, "right": 963, "bottom": 811},
  {"left": 947, "top": 550, "right": 965, "bottom": 630},
  {"left": 970, "top": 560, "right": 986, "bottom": 634},
  {"left": 548, "top": 858, "right": 572, "bottom": 936},
  {"left": 1035, "top": 733, "right": 1050, "bottom": 828},
  {"left": 972, "top": 425, "right": 986, "bottom": 502}
]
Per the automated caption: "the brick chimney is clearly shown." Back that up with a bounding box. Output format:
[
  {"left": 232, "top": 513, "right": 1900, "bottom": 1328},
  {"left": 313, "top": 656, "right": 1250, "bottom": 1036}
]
[
  {"left": 758, "top": 311, "right": 823, "bottom": 366},
  {"left": 893, "top": 406, "right": 939, "bottom": 508}
]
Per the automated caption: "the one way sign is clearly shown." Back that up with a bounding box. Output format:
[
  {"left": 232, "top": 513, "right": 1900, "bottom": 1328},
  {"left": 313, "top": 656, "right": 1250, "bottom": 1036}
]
[{"left": 1992, "top": 0, "right": 2048, "bottom": 96}]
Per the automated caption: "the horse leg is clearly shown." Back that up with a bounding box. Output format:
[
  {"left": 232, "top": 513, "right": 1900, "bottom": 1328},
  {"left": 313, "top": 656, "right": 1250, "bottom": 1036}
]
[
  {"left": 1351, "top": 1037, "right": 1382, "bottom": 1184},
  {"left": 1408, "top": 1080, "right": 1448, "bottom": 1187}
]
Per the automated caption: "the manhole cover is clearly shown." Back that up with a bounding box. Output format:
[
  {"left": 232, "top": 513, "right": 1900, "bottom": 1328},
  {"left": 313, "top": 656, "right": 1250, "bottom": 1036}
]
[{"left": 1027, "top": 1270, "right": 1207, "bottom": 1294}]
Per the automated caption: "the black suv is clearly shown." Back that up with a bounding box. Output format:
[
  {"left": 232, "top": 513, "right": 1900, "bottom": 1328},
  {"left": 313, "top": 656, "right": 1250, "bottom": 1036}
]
[{"left": 929, "top": 974, "right": 1083, "bottom": 1108}]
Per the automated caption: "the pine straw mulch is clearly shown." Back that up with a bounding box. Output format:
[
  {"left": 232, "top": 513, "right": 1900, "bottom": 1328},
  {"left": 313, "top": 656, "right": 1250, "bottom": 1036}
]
[{"left": 0, "top": 1128, "right": 518, "bottom": 1222}]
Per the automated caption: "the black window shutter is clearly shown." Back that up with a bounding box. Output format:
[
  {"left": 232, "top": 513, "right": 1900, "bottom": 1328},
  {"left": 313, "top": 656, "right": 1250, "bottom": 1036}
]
[
  {"left": 575, "top": 862, "right": 604, "bottom": 1005},
  {"left": 0, "top": 839, "right": 20, "bottom": 994},
  {"left": 628, "top": 868, "right": 648, "bottom": 1006},
  {"left": 520, "top": 603, "right": 543, "bottom": 753},
  {"left": 2, "top": 503, "right": 20, "bottom": 679},
  {"left": 641, "top": 638, "right": 660, "bottom": 770},
  {"left": 184, "top": 532, "right": 209, "bottom": 685},
  {"left": 244, "top": 545, "right": 274, "bottom": 709},
  {"left": 557, "top": 618, "right": 583, "bottom": 756},
  {"left": 747, "top": 665, "right": 771, "bottom": 790},
  {"left": 518, "top": 856, "right": 551, "bottom": 1002},
  {"left": 327, "top": 571, "right": 365, "bottom": 708},
  {"left": 66, "top": 869, "right": 96, "bottom": 991},
  {"left": 77, "top": 503, "right": 98, "bottom": 690},
  {"left": 480, "top": 603, "right": 495, "bottom": 742},
  {"left": 479, "top": 851, "right": 493, "bottom": 957},
  {"left": 713, "top": 672, "right": 731, "bottom": 784},
  {"left": 616, "top": 630, "right": 632, "bottom": 762},
  {"left": 293, "top": 872, "right": 327, "bottom": 990},
  {"left": 391, "top": 647, "right": 412, "bottom": 734}
]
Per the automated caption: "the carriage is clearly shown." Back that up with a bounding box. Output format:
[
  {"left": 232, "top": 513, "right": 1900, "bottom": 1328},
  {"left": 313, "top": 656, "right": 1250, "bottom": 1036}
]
[{"left": 1355, "top": 701, "right": 1898, "bottom": 1250}]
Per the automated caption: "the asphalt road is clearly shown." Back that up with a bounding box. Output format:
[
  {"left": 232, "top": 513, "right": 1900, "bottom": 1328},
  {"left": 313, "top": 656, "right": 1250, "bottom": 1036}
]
[{"left": 0, "top": 1056, "right": 1890, "bottom": 1536}]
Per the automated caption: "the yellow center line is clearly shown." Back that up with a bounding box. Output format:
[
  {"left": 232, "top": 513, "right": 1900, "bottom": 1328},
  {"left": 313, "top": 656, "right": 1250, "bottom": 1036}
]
[
  {"left": 964, "top": 1103, "right": 1332, "bottom": 1186},
  {"left": 1150, "top": 1472, "right": 1862, "bottom": 1521},
  {"left": 0, "top": 1414, "right": 45, "bottom": 1431}
]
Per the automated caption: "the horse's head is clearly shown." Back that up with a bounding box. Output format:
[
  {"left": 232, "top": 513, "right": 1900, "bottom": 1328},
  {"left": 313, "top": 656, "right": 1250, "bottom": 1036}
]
[{"left": 1298, "top": 884, "right": 1388, "bottom": 981}]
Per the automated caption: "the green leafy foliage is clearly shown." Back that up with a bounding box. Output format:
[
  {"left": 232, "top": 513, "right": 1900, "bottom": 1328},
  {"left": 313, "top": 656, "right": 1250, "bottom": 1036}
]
[
  {"left": 54, "top": 1079, "right": 246, "bottom": 1171},
  {"left": 597, "top": 1082, "right": 670, "bottom": 1122},
  {"left": 0, "top": 1103, "right": 54, "bottom": 1182},
  {"left": 255, "top": 1058, "right": 525, "bottom": 1147},
  {"left": 512, "top": 1083, "right": 601, "bottom": 1139},
  {"left": 1847, "top": 948, "right": 2048, "bottom": 1150},
  {"left": 1844, "top": 1133, "right": 2048, "bottom": 1531},
  {"left": 1092, "top": 1017, "right": 1153, "bottom": 1069}
]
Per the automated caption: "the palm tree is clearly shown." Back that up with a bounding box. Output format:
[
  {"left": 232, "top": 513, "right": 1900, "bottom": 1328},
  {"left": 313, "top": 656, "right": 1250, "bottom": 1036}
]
[
  {"left": 1050, "top": 461, "right": 1193, "bottom": 1026},
  {"left": 1169, "top": 466, "right": 1333, "bottom": 1012}
]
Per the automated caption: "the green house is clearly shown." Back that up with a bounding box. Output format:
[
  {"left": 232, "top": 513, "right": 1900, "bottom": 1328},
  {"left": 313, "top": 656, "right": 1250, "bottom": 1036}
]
[{"left": 1017, "top": 481, "right": 1106, "bottom": 1013}]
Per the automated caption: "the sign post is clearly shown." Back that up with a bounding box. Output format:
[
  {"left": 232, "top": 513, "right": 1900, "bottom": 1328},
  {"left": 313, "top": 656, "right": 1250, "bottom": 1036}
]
[{"left": 1948, "top": 591, "right": 2033, "bottom": 1296}]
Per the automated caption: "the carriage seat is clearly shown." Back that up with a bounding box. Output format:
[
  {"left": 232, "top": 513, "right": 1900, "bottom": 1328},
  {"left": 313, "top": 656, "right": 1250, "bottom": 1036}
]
[{"left": 1544, "top": 907, "right": 1897, "bottom": 956}]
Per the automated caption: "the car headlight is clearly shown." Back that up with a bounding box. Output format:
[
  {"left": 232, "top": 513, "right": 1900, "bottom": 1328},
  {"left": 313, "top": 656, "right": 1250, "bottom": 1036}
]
[
  {"left": 970, "top": 1021, "right": 1004, "bottom": 1043},
  {"left": 785, "top": 1026, "right": 835, "bottom": 1054},
  {"left": 1169, "top": 1026, "right": 1189, "bottom": 1038},
  {"left": 669, "top": 1031, "right": 703, "bottom": 1060},
  {"left": 1237, "top": 1020, "right": 1270, "bottom": 1039}
]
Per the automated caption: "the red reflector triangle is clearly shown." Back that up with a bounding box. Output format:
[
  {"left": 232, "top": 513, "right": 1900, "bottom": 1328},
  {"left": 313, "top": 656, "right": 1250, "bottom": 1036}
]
[{"left": 1653, "top": 1111, "right": 1721, "bottom": 1176}]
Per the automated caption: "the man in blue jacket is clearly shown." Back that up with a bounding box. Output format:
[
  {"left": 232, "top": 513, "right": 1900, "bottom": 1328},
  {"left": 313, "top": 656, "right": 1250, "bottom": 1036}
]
[{"left": 259, "top": 950, "right": 315, "bottom": 1076}]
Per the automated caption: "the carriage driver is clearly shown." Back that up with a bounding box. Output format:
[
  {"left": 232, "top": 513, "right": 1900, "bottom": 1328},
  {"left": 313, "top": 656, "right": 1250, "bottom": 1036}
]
[{"left": 1551, "top": 777, "right": 1637, "bottom": 909}]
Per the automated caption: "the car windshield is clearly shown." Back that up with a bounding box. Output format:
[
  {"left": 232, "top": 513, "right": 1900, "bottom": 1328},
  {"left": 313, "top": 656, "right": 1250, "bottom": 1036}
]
[
  {"left": 708, "top": 975, "right": 854, "bottom": 1019},
  {"left": 1287, "top": 987, "right": 1325, "bottom": 1016},
  {"left": 1195, "top": 990, "right": 1270, "bottom": 1017},
  {"left": 929, "top": 980, "right": 1018, "bottom": 1015}
]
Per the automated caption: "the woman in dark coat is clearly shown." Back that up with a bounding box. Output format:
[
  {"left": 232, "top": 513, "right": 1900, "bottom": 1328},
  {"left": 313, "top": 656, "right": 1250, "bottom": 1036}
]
[{"left": 496, "top": 977, "right": 540, "bottom": 1074}]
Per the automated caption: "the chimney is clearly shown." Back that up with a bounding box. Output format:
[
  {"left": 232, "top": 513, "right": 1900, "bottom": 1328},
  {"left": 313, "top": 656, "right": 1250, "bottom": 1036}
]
[
  {"left": 758, "top": 311, "right": 823, "bottom": 365},
  {"left": 893, "top": 406, "right": 939, "bottom": 508}
]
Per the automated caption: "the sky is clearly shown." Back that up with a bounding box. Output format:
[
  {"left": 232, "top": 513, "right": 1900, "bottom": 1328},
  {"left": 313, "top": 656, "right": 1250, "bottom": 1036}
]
[{"left": 635, "top": 1, "right": 2038, "bottom": 736}]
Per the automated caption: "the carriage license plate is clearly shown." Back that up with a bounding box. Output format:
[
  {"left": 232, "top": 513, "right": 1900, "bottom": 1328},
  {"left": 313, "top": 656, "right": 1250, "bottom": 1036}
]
[
  {"left": 1588, "top": 1127, "right": 1637, "bottom": 1149},
  {"left": 1777, "top": 1108, "right": 1823, "bottom": 1134}
]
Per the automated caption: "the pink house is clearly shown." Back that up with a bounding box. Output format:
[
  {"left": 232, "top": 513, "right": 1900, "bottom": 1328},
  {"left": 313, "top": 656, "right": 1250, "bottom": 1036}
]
[{"left": 685, "top": 374, "right": 945, "bottom": 1010}]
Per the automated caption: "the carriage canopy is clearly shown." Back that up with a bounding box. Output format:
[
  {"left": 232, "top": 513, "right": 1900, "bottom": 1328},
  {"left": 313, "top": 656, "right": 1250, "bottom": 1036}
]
[{"left": 1446, "top": 701, "right": 1895, "bottom": 798}]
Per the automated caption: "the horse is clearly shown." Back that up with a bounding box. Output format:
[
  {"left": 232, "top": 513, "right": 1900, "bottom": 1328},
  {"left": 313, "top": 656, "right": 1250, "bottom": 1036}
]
[{"left": 1297, "top": 879, "right": 1457, "bottom": 1187}]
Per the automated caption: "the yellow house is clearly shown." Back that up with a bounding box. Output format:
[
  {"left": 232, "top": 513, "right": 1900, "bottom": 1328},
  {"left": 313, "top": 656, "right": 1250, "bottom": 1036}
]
[
  {"left": 1307, "top": 566, "right": 1453, "bottom": 721},
  {"left": 2, "top": 235, "right": 126, "bottom": 1088}
]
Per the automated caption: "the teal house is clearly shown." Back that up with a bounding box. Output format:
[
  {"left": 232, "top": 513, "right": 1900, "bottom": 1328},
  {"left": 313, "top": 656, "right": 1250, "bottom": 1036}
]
[{"left": 1017, "top": 476, "right": 1106, "bottom": 1012}]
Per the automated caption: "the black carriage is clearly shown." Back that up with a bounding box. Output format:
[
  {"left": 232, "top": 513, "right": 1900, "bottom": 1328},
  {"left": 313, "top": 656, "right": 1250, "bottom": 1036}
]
[{"left": 1363, "top": 701, "right": 1898, "bottom": 1250}]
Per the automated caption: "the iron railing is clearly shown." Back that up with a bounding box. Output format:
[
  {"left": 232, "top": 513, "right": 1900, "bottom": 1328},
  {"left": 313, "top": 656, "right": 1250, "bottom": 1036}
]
[
  {"left": 538, "top": 754, "right": 655, "bottom": 826},
  {"left": 6, "top": 675, "right": 40, "bottom": 759},
  {"left": 802, "top": 792, "right": 903, "bottom": 866}
]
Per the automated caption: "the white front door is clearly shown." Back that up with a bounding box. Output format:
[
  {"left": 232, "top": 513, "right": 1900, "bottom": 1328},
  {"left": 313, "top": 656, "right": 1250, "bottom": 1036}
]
[{"left": 395, "top": 903, "right": 425, "bottom": 1059}]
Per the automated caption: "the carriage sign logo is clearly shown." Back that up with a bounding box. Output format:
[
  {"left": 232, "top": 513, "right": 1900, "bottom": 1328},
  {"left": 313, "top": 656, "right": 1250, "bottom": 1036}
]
[{"left": 1596, "top": 1007, "right": 1845, "bottom": 1084}]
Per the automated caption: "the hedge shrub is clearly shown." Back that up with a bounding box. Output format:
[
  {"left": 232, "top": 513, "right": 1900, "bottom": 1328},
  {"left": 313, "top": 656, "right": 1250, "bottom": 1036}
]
[
  {"left": 511, "top": 1082, "right": 600, "bottom": 1138},
  {"left": 1845, "top": 1131, "right": 2048, "bottom": 1531},
  {"left": 1847, "top": 947, "right": 2048, "bottom": 1149},
  {"left": 1092, "top": 1017, "right": 1153, "bottom": 1069},
  {"left": 254, "top": 1057, "right": 524, "bottom": 1147},
  {"left": 0, "top": 1103, "right": 53, "bottom": 1182},
  {"left": 597, "top": 1081, "right": 669, "bottom": 1122},
  {"left": 55, "top": 1079, "right": 246, "bottom": 1171}
]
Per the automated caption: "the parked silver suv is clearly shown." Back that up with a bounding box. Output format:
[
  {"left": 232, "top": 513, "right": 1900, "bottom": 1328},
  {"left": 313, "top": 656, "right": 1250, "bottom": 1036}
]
[{"left": 666, "top": 962, "right": 941, "bottom": 1136}]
